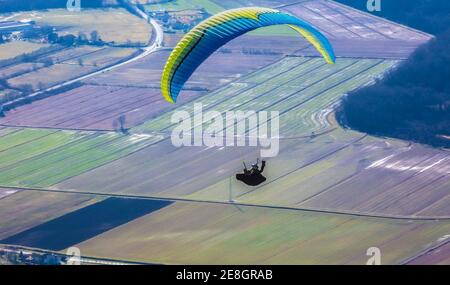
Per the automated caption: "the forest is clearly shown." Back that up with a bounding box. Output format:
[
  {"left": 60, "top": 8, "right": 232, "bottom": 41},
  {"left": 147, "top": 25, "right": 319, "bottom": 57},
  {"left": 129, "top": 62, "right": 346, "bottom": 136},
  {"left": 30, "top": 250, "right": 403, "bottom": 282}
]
[{"left": 336, "top": 0, "right": 450, "bottom": 147}]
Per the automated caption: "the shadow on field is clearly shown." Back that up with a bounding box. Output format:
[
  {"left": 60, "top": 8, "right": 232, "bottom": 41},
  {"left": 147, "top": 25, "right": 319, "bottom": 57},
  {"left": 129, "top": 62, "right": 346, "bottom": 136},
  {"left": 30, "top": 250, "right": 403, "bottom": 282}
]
[{"left": 1, "top": 197, "right": 173, "bottom": 251}]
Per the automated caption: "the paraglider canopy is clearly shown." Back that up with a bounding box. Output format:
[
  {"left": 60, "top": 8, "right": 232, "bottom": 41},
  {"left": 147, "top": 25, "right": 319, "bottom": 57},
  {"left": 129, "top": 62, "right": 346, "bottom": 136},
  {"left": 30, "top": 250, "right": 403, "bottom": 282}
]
[{"left": 161, "top": 7, "right": 336, "bottom": 103}]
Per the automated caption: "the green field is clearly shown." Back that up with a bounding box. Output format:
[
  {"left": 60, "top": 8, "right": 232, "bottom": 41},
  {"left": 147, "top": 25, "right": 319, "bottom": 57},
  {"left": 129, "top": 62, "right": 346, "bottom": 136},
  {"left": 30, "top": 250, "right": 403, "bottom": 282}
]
[
  {"left": 134, "top": 57, "right": 397, "bottom": 136},
  {"left": 0, "top": 128, "right": 160, "bottom": 188},
  {"left": 75, "top": 201, "right": 450, "bottom": 264},
  {"left": 0, "top": 0, "right": 444, "bottom": 266},
  {"left": 54, "top": 57, "right": 400, "bottom": 205}
]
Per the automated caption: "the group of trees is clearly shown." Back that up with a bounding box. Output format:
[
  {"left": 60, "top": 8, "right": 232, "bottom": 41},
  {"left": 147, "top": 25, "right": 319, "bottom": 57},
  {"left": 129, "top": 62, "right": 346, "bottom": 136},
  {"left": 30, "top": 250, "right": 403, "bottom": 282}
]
[
  {"left": 336, "top": 0, "right": 450, "bottom": 147},
  {"left": 48, "top": 30, "right": 103, "bottom": 46}
]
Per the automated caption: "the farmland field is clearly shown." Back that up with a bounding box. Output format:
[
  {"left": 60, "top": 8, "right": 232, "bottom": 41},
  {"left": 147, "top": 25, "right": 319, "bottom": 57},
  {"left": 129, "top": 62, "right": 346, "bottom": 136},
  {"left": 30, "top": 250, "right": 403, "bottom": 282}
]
[
  {"left": 0, "top": 0, "right": 448, "bottom": 265},
  {"left": 0, "top": 128, "right": 160, "bottom": 188},
  {"left": 4, "top": 47, "right": 139, "bottom": 91},
  {"left": 0, "top": 187, "right": 18, "bottom": 199},
  {"left": 7, "top": 63, "right": 97, "bottom": 91},
  {"left": 74, "top": 201, "right": 450, "bottom": 264},
  {"left": 1, "top": 198, "right": 173, "bottom": 251},
  {"left": 133, "top": 57, "right": 396, "bottom": 134},
  {"left": 56, "top": 57, "right": 400, "bottom": 200},
  {"left": 406, "top": 241, "right": 450, "bottom": 265},
  {"left": 0, "top": 190, "right": 101, "bottom": 240},
  {"left": 0, "top": 41, "right": 49, "bottom": 61},
  {"left": 0, "top": 85, "right": 204, "bottom": 130},
  {"left": 0, "top": 62, "right": 45, "bottom": 79},
  {"left": 8, "top": 8, "right": 152, "bottom": 45},
  {"left": 84, "top": 49, "right": 282, "bottom": 90},
  {"left": 144, "top": 0, "right": 224, "bottom": 14}
]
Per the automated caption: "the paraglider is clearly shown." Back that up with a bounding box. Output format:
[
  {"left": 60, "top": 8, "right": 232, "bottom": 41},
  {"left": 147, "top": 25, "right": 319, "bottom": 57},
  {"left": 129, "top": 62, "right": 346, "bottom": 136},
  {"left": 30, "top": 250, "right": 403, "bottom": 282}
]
[
  {"left": 161, "top": 7, "right": 336, "bottom": 103},
  {"left": 236, "top": 159, "right": 267, "bottom": 186}
]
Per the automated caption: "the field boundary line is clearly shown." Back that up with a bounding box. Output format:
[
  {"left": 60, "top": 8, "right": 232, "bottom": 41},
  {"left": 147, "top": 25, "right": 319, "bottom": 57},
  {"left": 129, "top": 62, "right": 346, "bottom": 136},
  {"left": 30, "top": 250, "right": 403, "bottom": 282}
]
[
  {"left": 0, "top": 124, "right": 115, "bottom": 133},
  {"left": 2, "top": 185, "right": 450, "bottom": 221}
]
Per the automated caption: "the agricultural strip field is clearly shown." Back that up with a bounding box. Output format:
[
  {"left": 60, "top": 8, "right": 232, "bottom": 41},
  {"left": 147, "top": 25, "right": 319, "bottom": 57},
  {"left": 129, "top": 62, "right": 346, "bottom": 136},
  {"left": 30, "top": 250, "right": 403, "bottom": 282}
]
[
  {"left": 297, "top": 144, "right": 450, "bottom": 217},
  {"left": 0, "top": 127, "right": 161, "bottom": 188},
  {"left": 7, "top": 64, "right": 97, "bottom": 91},
  {"left": 1, "top": 198, "right": 173, "bottom": 251},
  {"left": 8, "top": 8, "right": 152, "bottom": 45},
  {"left": 0, "top": 188, "right": 19, "bottom": 199},
  {"left": 281, "top": 0, "right": 431, "bottom": 59},
  {"left": 133, "top": 57, "right": 396, "bottom": 135},
  {"left": 406, "top": 241, "right": 450, "bottom": 265},
  {"left": 0, "top": 85, "right": 204, "bottom": 130},
  {"left": 84, "top": 49, "right": 282, "bottom": 89},
  {"left": 74, "top": 201, "right": 450, "bottom": 265},
  {"left": 161, "top": 0, "right": 431, "bottom": 57},
  {"left": 284, "top": 0, "right": 431, "bottom": 42},
  {"left": 0, "top": 0, "right": 447, "bottom": 265},
  {"left": 55, "top": 57, "right": 399, "bottom": 199},
  {"left": 0, "top": 41, "right": 49, "bottom": 61},
  {"left": 0, "top": 190, "right": 101, "bottom": 240},
  {"left": 5, "top": 47, "right": 139, "bottom": 92},
  {"left": 55, "top": 53, "right": 450, "bottom": 218},
  {"left": 0, "top": 62, "right": 45, "bottom": 79}
]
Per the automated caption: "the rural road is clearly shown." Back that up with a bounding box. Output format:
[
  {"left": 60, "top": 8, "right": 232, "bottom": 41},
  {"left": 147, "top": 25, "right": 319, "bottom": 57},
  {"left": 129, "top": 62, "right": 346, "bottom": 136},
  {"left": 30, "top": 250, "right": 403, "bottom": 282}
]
[{"left": 2, "top": 2, "right": 164, "bottom": 109}]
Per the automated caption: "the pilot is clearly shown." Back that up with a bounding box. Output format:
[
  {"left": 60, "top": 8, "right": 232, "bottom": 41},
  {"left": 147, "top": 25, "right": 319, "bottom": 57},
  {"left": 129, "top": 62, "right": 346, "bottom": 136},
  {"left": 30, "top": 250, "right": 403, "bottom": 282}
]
[{"left": 236, "top": 160, "right": 267, "bottom": 186}]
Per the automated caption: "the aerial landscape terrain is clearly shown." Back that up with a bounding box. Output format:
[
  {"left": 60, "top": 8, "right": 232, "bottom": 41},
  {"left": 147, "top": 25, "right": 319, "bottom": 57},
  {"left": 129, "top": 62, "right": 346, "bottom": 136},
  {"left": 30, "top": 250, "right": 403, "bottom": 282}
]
[{"left": 0, "top": 0, "right": 449, "bottom": 265}]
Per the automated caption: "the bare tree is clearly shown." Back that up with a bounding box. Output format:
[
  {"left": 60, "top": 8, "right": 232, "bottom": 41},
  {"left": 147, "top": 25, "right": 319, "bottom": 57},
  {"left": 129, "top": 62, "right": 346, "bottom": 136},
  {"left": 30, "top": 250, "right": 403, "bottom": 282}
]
[{"left": 113, "top": 115, "right": 128, "bottom": 134}]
